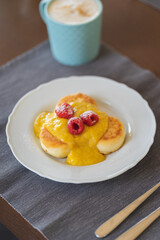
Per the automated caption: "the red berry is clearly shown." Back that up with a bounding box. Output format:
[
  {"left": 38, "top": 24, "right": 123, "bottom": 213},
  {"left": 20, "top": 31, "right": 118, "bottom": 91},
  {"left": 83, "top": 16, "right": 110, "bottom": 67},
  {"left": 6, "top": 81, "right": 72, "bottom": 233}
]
[
  {"left": 67, "top": 117, "right": 84, "bottom": 135},
  {"left": 55, "top": 103, "right": 74, "bottom": 119},
  {"left": 80, "top": 111, "right": 99, "bottom": 126}
]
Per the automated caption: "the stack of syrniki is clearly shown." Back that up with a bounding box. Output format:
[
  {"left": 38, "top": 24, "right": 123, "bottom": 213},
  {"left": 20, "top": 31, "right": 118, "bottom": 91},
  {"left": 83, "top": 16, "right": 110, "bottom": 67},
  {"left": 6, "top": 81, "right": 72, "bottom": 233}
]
[{"left": 34, "top": 93, "right": 125, "bottom": 166}]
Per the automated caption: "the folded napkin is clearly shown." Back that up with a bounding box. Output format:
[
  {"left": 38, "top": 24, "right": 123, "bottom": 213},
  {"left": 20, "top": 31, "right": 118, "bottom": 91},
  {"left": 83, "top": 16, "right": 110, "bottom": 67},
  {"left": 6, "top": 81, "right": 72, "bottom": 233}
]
[
  {"left": 0, "top": 41, "right": 160, "bottom": 240},
  {"left": 140, "top": 0, "right": 160, "bottom": 10}
]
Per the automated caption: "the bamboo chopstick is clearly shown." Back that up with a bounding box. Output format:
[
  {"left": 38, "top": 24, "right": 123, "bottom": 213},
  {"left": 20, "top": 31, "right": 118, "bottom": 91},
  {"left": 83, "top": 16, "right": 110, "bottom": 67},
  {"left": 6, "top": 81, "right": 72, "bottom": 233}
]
[
  {"left": 95, "top": 182, "right": 160, "bottom": 238},
  {"left": 116, "top": 207, "right": 160, "bottom": 240}
]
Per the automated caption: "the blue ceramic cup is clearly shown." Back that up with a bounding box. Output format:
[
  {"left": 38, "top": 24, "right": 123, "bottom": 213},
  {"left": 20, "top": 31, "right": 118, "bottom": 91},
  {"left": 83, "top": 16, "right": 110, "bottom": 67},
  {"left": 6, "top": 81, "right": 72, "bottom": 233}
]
[{"left": 39, "top": 0, "right": 103, "bottom": 66}]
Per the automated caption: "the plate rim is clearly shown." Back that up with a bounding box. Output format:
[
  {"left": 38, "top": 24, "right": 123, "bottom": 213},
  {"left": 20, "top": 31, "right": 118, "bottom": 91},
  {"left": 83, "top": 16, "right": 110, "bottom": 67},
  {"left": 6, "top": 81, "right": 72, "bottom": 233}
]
[{"left": 6, "top": 75, "right": 157, "bottom": 183}]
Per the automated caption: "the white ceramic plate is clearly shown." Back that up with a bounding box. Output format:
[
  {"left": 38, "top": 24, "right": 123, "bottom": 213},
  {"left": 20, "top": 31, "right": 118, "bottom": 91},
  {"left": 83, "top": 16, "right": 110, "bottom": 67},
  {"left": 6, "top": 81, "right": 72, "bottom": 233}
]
[{"left": 6, "top": 76, "right": 156, "bottom": 183}]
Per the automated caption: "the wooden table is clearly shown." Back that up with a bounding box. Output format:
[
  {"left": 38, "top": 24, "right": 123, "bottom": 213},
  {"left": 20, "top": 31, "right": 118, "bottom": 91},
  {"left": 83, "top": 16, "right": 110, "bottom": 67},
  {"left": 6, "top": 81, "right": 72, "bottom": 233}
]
[{"left": 0, "top": 0, "right": 160, "bottom": 239}]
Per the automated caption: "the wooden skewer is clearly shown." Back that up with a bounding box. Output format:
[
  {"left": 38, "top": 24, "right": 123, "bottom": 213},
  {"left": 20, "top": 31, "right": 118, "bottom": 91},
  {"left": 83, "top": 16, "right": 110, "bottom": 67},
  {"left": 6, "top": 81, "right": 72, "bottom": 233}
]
[
  {"left": 95, "top": 182, "right": 160, "bottom": 238},
  {"left": 116, "top": 207, "right": 160, "bottom": 240}
]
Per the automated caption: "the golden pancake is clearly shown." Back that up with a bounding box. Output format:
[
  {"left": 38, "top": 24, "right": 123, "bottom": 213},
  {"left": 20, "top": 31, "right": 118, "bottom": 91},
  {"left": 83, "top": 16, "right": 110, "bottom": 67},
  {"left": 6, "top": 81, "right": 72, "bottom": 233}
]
[
  {"left": 40, "top": 128, "right": 70, "bottom": 158},
  {"left": 56, "top": 92, "right": 97, "bottom": 107},
  {"left": 97, "top": 116, "right": 125, "bottom": 154}
]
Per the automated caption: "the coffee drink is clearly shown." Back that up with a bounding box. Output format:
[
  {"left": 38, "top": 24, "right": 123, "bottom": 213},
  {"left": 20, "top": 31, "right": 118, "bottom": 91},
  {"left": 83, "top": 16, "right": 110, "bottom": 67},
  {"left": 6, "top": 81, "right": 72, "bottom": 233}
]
[{"left": 48, "top": 0, "right": 99, "bottom": 24}]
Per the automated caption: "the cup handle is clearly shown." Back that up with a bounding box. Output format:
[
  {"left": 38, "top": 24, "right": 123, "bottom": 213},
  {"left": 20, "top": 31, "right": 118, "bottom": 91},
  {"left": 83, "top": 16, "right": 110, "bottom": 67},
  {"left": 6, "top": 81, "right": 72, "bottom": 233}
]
[{"left": 39, "top": 0, "right": 49, "bottom": 23}]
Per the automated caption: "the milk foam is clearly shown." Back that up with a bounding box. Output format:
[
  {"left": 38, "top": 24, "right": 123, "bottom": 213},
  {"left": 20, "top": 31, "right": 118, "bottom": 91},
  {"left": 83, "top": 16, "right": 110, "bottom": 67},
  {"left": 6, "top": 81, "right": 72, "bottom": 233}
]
[{"left": 48, "top": 0, "right": 99, "bottom": 24}]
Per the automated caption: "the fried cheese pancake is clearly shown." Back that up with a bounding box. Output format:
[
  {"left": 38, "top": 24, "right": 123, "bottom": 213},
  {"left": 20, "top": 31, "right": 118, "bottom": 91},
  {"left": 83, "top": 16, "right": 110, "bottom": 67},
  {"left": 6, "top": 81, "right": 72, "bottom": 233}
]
[
  {"left": 56, "top": 92, "right": 97, "bottom": 107},
  {"left": 40, "top": 128, "right": 70, "bottom": 158},
  {"left": 97, "top": 116, "right": 125, "bottom": 154}
]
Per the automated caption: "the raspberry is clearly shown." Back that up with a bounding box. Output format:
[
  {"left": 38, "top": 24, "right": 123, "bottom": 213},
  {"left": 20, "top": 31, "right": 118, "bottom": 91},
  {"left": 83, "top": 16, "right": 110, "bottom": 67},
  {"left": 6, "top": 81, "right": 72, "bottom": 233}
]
[
  {"left": 67, "top": 117, "right": 84, "bottom": 135},
  {"left": 80, "top": 111, "right": 99, "bottom": 126},
  {"left": 55, "top": 103, "right": 74, "bottom": 119}
]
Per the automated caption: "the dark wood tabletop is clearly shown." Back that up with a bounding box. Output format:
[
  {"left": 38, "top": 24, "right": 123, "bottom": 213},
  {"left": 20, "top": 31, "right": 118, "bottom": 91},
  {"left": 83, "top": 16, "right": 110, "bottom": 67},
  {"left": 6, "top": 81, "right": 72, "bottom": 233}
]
[
  {"left": 0, "top": 0, "right": 160, "bottom": 239},
  {"left": 1, "top": 0, "right": 160, "bottom": 78}
]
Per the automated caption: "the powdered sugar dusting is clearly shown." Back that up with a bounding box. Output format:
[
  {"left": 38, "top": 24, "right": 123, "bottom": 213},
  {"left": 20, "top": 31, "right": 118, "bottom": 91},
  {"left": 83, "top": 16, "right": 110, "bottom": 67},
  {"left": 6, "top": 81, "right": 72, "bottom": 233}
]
[{"left": 80, "top": 110, "right": 95, "bottom": 117}]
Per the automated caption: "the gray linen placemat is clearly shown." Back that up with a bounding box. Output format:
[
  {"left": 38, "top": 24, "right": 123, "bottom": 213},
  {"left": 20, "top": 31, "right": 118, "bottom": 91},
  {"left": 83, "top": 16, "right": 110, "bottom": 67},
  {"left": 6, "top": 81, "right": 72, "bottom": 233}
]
[
  {"left": 140, "top": 0, "right": 160, "bottom": 10},
  {"left": 0, "top": 41, "right": 160, "bottom": 240}
]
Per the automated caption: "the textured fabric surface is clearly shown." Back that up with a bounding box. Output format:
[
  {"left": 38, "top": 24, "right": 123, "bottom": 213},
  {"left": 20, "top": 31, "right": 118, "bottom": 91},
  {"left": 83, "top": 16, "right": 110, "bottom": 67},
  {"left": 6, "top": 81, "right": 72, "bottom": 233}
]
[
  {"left": 0, "top": 41, "right": 160, "bottom": 240},
  {"left": 140, "top": 0, "right": 160, "bottom": 10}
]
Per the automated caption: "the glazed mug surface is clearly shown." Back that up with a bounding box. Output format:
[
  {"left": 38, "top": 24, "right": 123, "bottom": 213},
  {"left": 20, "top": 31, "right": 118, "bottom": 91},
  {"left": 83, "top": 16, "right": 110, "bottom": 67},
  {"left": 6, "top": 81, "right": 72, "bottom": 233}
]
[{"left": 39, "top": 0, "right": 103, "bottom": 66}]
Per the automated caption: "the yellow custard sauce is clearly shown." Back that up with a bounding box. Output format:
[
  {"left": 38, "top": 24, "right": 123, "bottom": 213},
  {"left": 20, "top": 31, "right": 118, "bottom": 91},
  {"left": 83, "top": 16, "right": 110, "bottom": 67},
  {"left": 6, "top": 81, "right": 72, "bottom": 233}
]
[
  {"left": 34, "top": 101, "right": 108, "bottom": 166},
  {"left": 34, "top": 112, "right": 53, "bottom": 138}
]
